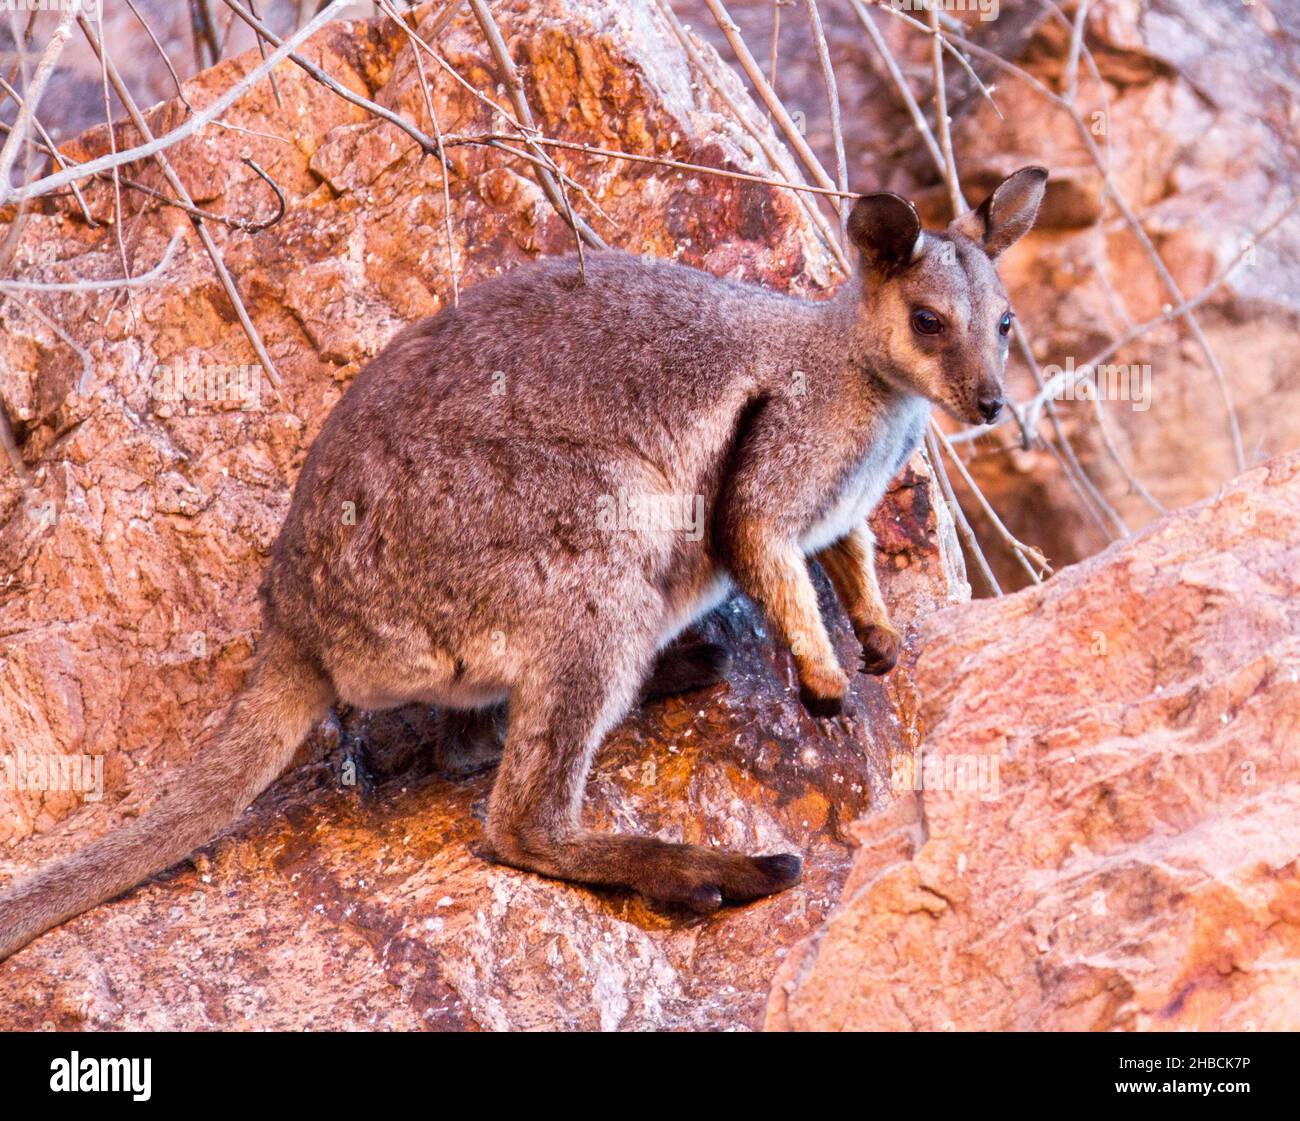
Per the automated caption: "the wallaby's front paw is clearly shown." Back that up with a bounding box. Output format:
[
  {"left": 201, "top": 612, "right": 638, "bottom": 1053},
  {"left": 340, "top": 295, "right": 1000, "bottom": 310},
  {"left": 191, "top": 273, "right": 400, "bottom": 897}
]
[
  {"left": 797, "top": 662, "right": 848, "bottom": 717},
  {"left": 857, "top": 622, "right": 901, "bottom": 676}
]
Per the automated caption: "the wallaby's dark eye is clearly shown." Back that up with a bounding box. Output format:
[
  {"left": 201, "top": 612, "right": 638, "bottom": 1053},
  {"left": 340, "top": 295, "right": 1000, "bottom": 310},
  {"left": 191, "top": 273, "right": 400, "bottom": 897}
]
[
  {"left": 911, "top": 308, "right": 943, "bottom": 336},
  {"left": 999, "top": 311, "right": 1013, "bottom": 337}
]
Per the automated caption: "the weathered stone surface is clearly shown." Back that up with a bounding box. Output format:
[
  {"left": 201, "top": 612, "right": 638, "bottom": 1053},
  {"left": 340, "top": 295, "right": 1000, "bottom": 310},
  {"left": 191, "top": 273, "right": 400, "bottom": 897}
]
[
  {"left": 0, "top": 2, "right": 963, "bottom": 1029},
  {"left": 768, "top": 451, "right": 1300, "bottom": 1032}
]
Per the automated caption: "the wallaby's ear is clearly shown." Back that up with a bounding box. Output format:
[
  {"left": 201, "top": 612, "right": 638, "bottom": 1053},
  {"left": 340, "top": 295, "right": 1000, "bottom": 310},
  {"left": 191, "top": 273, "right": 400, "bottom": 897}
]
[
  {"left": 847, "top": 192, "right": 924, "bottom": 275},
  {"left": 950, "top": 166, "right": 1048, "bottom": 258}
]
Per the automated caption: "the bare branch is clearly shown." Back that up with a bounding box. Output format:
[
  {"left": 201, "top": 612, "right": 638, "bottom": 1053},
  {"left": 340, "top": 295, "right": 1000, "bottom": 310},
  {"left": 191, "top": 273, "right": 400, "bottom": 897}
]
[
  {"left": 0, "top": 0, "right": 351, "bottom": 207},
  {"left": 804, "top": 0, "right": 847, "bottom": 246},
  {"left": 926, "top": 5, "right": 966, "bottom": 217},
  {"left": 79, "top": 16, "right": 285, "bottom": 393},
  {"left": 0, "top": 5, "right": 76, "bottom": 190},
  {"left": 0, "top": 231, "right": 183, "bottom": 293}
]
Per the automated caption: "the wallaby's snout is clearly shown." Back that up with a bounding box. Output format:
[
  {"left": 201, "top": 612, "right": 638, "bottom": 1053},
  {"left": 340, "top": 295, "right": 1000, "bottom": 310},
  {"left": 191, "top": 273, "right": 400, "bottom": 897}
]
[
  {"left": 977, "top": 390, "right": 1004, "bottom": 425},
  {"left": 845, "top": 167, "right": 1048, "bottom": 428}
]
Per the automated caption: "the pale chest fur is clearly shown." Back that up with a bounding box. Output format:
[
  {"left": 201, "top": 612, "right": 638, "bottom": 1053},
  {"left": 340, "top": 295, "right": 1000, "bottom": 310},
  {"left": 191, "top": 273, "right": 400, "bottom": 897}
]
[{"left": 799, "top": 395, "right": 930, "bottom": 555}]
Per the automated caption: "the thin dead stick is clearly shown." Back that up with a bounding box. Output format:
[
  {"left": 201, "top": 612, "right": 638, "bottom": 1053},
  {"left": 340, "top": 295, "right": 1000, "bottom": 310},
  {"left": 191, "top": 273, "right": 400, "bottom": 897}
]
[
  {"left": 1009, "top": 316, "right": 1127, "bottom": 538},
  {"left": 0, "top": 5, "right": 75, "bottom": 190},
  {"left": 1083, "top": 380, "right": 1165, "bottom": 515},
  {"left": 700, "top": 0, "right": 840, "bottom": 205},
  {"left": 804, "top": 0, "right": 847, "bottom": 247},
  {"left": 846, "top": 0, "right": 944, "bottom": 175},
  {"left": 125, "top": 0, "right": 189, "bottom": 106},
  {"left": 1063, "top": 0, "right": 1088, "bottom": 105},
  {"left": 931, "top": 418, "right": 1050, "bottom": 584},
  {"left": 376, "top": 0, "right": 459, "bottom": 304},
  {"left": 0, "top": 77, "right": 95, "bottom": 226},
  {"left": 247, "top": 0, "right": 283, "bottom": 109},
  {"left": 0, "top": 230, "right": 183, "bottom": 293},
  {"left": 927, "top": 5, "right": 966, "bottom": 217},
  {"left": 2, "top": 0, "right": 350, "bottom": 206},
  {"left": 466, "top": 0, "right": 603, "bottom": 265},
  {"left": 454, "top": 133, "right": 859, "bottom": 200},
  {"left": 91, "top": 157, "right": 288, "bottom": 233},
  {"left": 925, "top": 429, "right": 1001, "bottom": 596},
  {"left": 653, "top": 0, "right": 849, "bottom": 273},
  {"left": 92, "top": 6, "right": 141, "bottom": 332},
  {"left": 196, "top": 0, "right": 222, "bottom": 67},
  {"left": 2, "top": 291, "right": 94, "bottom": 393},
  {"left": 768, "top": 0, "right": 783, "bottom": 96},
  {"left": 79, "top": 17, "right": 284, "bottom": 394},
  {"left": 423, "top": 0, "right": 466, "bottom": 39}
]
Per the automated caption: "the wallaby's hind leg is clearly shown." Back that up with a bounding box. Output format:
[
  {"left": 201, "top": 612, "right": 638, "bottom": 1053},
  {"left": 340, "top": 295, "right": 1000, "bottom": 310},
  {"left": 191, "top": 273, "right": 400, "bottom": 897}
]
[{"left": 483, "top": 646, "right": 800, "bottom": 914}]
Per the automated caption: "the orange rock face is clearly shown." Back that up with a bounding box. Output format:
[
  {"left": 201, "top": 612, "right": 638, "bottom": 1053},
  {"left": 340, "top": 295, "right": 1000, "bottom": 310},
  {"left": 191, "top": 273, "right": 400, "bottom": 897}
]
[
  {"left": 768, "top": 451, "right": 1300, "bottom": 1032},
  {"left": 0, "top": 3, "right": 963, "bottom": 1029}
]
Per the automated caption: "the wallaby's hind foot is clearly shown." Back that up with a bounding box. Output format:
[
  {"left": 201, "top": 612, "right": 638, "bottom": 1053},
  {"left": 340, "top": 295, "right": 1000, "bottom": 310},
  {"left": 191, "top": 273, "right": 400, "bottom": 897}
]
[{"left": 482, "top": 832, "right": 802, "bottom": 914}]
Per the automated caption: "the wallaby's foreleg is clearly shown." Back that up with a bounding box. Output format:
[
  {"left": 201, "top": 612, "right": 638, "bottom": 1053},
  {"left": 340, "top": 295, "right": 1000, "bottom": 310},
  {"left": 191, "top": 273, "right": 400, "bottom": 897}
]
[
  {"left": 482, "top": 653, "right": 800, "bottom": 913},
  {"left": 816, "top": 526, "right": 901, "bottom": 675},
  {"left": 727, "top": 524, "right": 847, "bottom": 715}
]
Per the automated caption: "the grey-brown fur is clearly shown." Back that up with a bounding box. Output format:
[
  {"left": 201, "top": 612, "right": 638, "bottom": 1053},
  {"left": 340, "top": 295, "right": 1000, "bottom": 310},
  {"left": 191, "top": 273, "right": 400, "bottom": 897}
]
[{"left": 0, "top": 168, "right": 1046, "bottom": 960}]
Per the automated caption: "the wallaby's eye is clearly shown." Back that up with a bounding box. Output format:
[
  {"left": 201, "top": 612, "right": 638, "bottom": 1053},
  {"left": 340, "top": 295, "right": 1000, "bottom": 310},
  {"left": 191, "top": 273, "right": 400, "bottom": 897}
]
[
  {"left": 911, "top": 308, "right": 944, "bottom": 336},
  {"left": 999, "top": 311, "right": 1014, "bottom": 337}
]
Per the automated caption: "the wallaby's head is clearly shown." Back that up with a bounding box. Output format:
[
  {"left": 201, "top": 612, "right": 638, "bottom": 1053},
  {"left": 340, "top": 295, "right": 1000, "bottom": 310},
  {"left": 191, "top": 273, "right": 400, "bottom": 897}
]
[{"left": 845, "top": 167, "right": 1047, "bottom": 425}]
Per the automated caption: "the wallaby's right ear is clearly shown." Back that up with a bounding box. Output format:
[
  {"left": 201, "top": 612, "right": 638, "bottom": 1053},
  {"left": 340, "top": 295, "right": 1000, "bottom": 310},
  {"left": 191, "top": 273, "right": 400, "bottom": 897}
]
[
  {"left": 951, "top": 166, "right": 1048, "bottom": 258},
  {"left": 847, "top": 192, "right": 923, "bottom": 275}
]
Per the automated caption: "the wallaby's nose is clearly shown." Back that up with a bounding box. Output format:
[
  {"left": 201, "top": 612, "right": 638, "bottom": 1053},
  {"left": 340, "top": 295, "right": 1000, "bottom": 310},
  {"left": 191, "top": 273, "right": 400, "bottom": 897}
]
[{"left": 977, "top": 395, "right": 1004, "bottom": 424}]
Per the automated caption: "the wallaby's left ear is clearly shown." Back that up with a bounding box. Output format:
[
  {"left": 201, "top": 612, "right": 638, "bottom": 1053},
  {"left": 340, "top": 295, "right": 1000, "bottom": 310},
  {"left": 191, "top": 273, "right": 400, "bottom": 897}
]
[{"left": 951, "top": 166, "right": 1048, "bottom": 258}]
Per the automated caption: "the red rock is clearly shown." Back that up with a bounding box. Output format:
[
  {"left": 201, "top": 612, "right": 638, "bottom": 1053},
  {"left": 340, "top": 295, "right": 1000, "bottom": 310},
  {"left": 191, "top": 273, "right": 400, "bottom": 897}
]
[{"left": 768, "top": 452, "right": 1300, "bottom": 1032}]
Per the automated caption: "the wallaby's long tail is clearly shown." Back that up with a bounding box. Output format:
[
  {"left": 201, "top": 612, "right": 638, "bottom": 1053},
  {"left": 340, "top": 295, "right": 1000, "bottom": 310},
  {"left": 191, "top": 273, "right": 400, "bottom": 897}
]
[{"left": 0, "top": 628, "right": 334, "bottom": 963}]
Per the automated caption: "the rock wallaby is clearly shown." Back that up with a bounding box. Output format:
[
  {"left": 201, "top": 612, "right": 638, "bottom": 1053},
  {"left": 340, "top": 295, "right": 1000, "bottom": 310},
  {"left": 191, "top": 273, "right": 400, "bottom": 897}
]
[{"left": 0, "top": 167, "right": 1047, "bottom": 961}]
